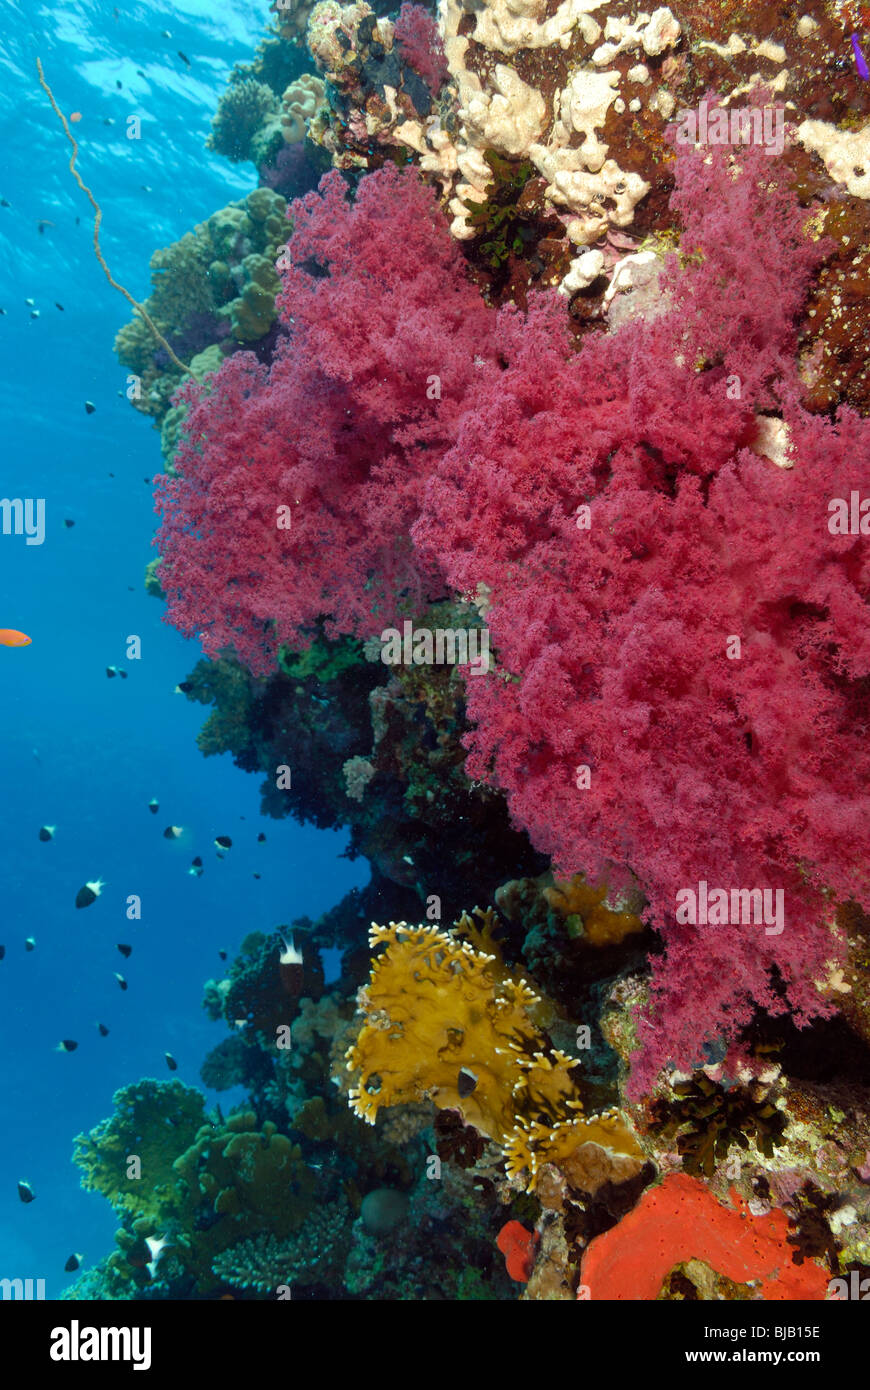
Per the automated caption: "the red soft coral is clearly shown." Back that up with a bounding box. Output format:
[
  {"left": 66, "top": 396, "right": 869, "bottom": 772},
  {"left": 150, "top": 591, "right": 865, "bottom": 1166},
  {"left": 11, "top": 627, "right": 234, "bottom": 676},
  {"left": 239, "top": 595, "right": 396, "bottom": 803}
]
[
  {"left": 414, "top": 138, "right": 870, "bottom": 1094},
  {"left": 393, "top": 3, "right": 449, "bottom": 92},
  {"left": 155, "top": 165, "right": 495, "bottom": 674}
]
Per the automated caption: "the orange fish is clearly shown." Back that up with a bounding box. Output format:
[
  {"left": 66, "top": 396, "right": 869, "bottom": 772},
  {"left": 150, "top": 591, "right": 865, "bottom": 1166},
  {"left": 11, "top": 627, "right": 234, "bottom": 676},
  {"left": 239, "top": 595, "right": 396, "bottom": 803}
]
[{"left": 0, "top": 629, "right": 31, "bottom": 647}]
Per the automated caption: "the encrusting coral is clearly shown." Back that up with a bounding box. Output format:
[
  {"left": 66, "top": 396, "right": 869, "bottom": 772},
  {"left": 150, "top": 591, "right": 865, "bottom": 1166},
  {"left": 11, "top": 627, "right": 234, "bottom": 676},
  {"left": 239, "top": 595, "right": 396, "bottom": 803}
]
[{"left": 579, "top": 1173, "right": 830, "bottom": 1300}]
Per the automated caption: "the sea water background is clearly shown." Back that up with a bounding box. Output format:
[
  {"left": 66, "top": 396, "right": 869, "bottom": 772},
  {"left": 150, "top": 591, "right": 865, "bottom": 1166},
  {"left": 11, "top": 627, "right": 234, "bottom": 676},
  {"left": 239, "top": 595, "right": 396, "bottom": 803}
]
[{"left": 0, "top": 0, "right": 364, "bottom": 1295}]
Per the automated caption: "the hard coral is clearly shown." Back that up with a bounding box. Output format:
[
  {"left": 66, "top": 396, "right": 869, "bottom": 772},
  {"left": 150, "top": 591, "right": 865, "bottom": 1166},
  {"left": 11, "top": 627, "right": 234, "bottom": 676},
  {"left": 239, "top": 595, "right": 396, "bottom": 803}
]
[
  {"left": 580, "top": 1173, "right": 830, "bottom": 1300},
  {"left": 342, "top": 908, "right": 643, "bottom": 1191},
  {"left": 73, "top": 1080, "right": 207, "bottom": 1223},
  {"left": 207, "top": 78, "right": 280, "bottom": 164}
]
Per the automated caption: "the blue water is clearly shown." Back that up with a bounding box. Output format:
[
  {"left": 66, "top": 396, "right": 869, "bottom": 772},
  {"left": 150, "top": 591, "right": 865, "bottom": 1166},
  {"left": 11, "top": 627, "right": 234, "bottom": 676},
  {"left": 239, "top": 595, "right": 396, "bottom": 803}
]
[{"left": 0, "top": 0, "right": 365, "bottom": 1297}]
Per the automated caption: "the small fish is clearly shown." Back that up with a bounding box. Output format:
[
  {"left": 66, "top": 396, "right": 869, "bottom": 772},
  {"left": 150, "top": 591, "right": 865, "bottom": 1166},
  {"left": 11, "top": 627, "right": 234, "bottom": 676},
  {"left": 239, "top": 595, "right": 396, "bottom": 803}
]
[
  {"left": 148, "top": 798, "right": 159, "bottom": 814},
  {"left": 145, "top": 1234, "right": 171, "bottom": 1279},
  {"left": 160, "top": 29, "right": 172, "bottom": 38},
  {"left": 38, "top": 825, "right": 56, "bottom": 841},
  {"left": 64, "top": 1253, "right": 82, "bottom": 1272},
  {"left": 76, "top": 879, "right": 105, "bottom": 909},
  {"left": 176, "top": 680, "right": 193, "bottom": 693},
  {"left": 188, "top": 856, "right": 203, "bottom": 877},
  {"left": 852, "top": 34, "right": 870, "bottom": 81},
  {"left": 457, "top": 1067, "right": 478, "bottom": 1098},
  {"left": 0, "top": 945, "right": 5, "bottom": 961},
  {"left": 106, "top": 665, "right": 118, "bottom": 678},
  {"left": 140, "top": 185, "right": 152, "bottom": 194},
  {"left": 252, "top": 872, "right": 261, "bottom": 880},
  {"left": 163, "top": 825, "right": 182, "bottom": 840},
  {"left": 84, "top": 400, "right": 96, "bottom": 414},
  {"left": 55, "top": 302, "right": 65, "bottom": 311},
  {"left": 97, "top": 1022, "right": 109, "bottom": 1037},
  {"left": 257, "top": 833, "right": 266, "bottom": 843},
  {"left": 37, "top": 220, "right": 54, "bottom": 234},
  {"left": 102, "top": 119, "right": 113, "bottom": 127},
  {"left": 218, "top": 949, "right": 227, "bottom": 961},
  {"left": 25, "top": 937, "right": 35, "bottom": 951},
  {"left": 0, "top": 308, "right": 5, "bottom": 315},
  {"left": 118, "top": 669, "right": 128, "bottom": 679},
  {"left": 0, "top": 629, "right": 32, "bottom": 647},
  {"left": 177, "top": 50, "right": 191, "bottom": 66},
  {"left": 117, "top": 943, "right": 132, "bottom": 958},
  {"left": 63, "top": 518, "right": 74, "bottom": 528},
  {"left": 56, "top": 1039, "right": 78, "bottom": 1053},
  {"left": 115, "top": 79, "right": 122, "bottom": 89},
  {"left": 115, "top": 972, "right": 128, "bottom": 991},
  {"left": 165, "top": 1052, "right": 178, "bottom": 1072},
  {"left": 30, "top": 310, "right": 40, "bottom": 319},
  {"left": 18, "top": 1181, "right": 35, "bottom": 1203},
  {"left": 0, "top": 198, "right": 9, "bottom": 207},
  {"left": 25, "top": 298, "right": 34, "bottom": 306},
  {"left": 215, "top": 835, "right": 232, "bottom": 852}
]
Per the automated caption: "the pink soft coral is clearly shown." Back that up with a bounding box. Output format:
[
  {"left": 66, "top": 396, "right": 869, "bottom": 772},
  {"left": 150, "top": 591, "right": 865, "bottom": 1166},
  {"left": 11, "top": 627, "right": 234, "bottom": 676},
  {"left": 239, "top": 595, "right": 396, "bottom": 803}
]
[
  {"left": 414, "top": 137, "right": 870, "bottom": 1093},
  {"left": 393, "top": 3, "right": 449, "bottom": 92},
  {"left": 155, "top": 165, "right": 495, "bottom": 674}
]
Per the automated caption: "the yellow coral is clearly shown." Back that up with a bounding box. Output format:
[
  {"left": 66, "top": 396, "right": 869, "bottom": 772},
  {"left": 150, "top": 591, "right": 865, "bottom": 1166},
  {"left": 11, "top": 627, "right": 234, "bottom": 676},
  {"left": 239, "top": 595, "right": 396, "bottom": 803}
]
[
  {"left": 504, "top": 1108, "right": 644, "bottom": 1192},
  {"left": 544, "top": 874, "right": 645, "bottom": 947},
  {"left": 343, "top": 909, "right": 643, "bottom": 1191}
]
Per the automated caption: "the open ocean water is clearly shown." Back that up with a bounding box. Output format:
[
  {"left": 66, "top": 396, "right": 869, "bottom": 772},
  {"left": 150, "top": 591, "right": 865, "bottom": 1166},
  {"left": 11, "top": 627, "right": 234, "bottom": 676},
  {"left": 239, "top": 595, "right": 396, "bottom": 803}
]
[{"left": 0, "top": 0, "right": 364, "bottom": 1297}]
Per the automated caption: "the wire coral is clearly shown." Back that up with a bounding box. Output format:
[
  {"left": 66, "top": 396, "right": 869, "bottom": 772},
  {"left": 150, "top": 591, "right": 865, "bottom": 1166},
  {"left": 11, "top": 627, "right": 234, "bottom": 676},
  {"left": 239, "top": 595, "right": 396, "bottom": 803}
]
[
  {"left": 36, "top": 57, "right": 188, "bottom": 374},
  {"left": 342, "top": 908, "right": 643, "bottom": 1190},
  {"left": 579, "top": 1173, "right": 830, "bottom": 1300}
]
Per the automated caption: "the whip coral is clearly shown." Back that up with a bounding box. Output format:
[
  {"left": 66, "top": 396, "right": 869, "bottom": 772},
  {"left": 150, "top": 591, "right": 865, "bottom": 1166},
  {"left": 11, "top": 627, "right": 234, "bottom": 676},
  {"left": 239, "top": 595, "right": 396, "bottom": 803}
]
[{"left": 579, "top": 1174, "right": 830, "bottom": 1300}]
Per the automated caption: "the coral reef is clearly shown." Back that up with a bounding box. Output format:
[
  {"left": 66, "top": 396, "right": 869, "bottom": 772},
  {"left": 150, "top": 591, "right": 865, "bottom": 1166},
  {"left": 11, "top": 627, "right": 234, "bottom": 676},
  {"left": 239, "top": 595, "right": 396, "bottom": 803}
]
[
  {"left": 115, "top": 187, "right": 289, "bottom": 443},
  {"left": 342, "top": 908, "right": 646, "bottom": 1199},
  {"left": 104, "top": 0, "right": 870, "bottom": 1306}
]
